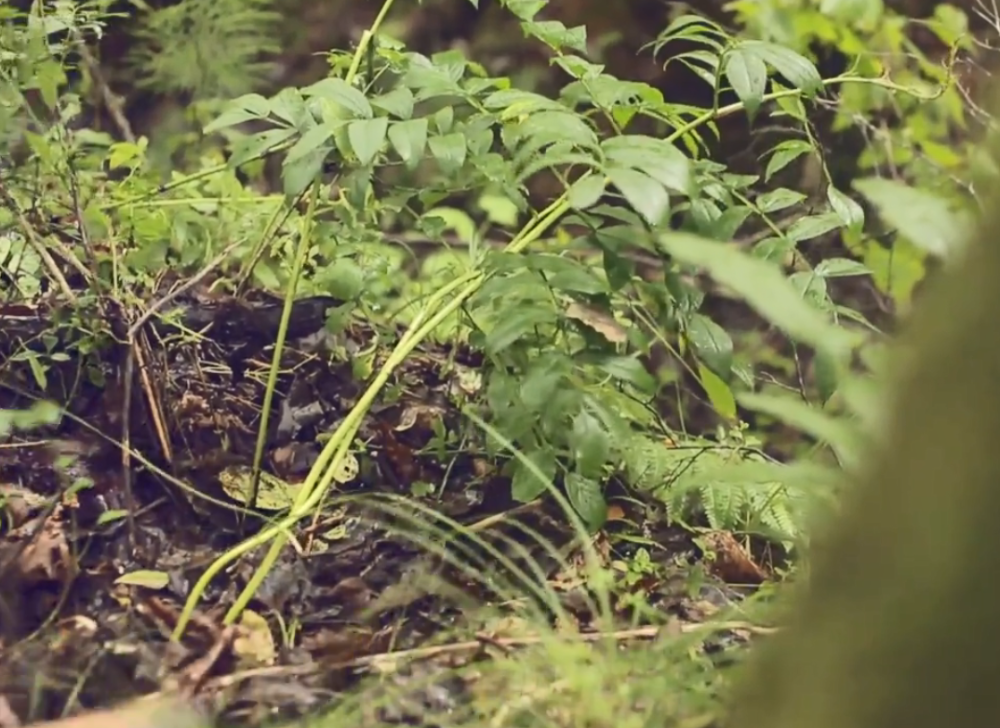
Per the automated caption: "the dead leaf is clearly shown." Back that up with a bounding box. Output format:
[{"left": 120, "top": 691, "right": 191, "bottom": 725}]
[
  {"left": 702, "top": 531, "right": 768, "bottom": 584},
  {"left": 233, "top": 610, "right": 276, "bottom": 667},
  {"left": 8, "top": 508, "right": 75, "bottom": 585},
  {"left": 564, "top": 301, "right": 627, "bottom": 343}
]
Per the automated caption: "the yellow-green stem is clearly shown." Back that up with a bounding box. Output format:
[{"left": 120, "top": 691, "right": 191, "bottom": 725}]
[{"left": 247, "top": 183, "right": 321, "bottom": 510}]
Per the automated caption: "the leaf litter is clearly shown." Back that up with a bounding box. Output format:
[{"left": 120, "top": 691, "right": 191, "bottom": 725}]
[{"left": 0, "top": 274, "right": 776, "bottom": 727}]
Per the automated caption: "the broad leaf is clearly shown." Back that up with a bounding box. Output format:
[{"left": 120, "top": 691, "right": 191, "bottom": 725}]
[
  {"left": 599, "top": 356, "right": 657, "bottom": 395},
  {"left": 659, "top": 232, "right": 859, "bottom": 355},
  {"left": 737, "top": 391, "right": 862, "bottom": 467},
  {"left": 429, "top": 132, "right": 468, "bottom": 173},
  {"left": 565, "top": 472, "right": 607, "bottom": 530},
  {"left": 388, "top": 118, "right": 428, "bottom": 167},
  {"left": 854, "top": 177, "right": 968, "bottom": 259},
  {"left": 757, "top": 188, "right": 807, "bottom": 213},
  {"left": 738, "top": 41, "right": 822, "bottom": 96},
  {"left": 303, "top": 78, "right": 372, "bottom": 119},
  {"left": 815, "top": 258, "right": 871, "bottom": 278},
  {"left": 511, "top": 449, "right": 556, "bottom": 502},
  {"left": 725, "top": 47, "right": 768, "bottom": 119},
  {"left": 786, "top": 212, "right": 843, "bottom": 243},
  {"left": 370, "top": 86, "right": 415, "bottom": 119},
  {"left": 523, "top": 19, "right": 587, "bottom": 53},
  {"left": 347, "top": 117, "right": 388, "bottom": 165},
  {"left": 283, "top": 124, "right": 333, "bottom": 166},
  {"left": 687, "top": 313, "right": 733, "bottom": 380},
  {"left": 698, "top": 362, "right": 737, "bottom": 421},
  {"left": 601, "top": 135, "right": 692, "bottom": 194},
  {"left": 607, "top": 167, "right": 670, "bottom": 226},
  {"left": 827, "top": 186, "right": 865, "bottom": 232},
  {"left": 568, "top": 175, "right": 606, "bottom": 210},
  {"left": 282, "top": 145, "right": 328, "bottom": 198},
  {"left": 229, "top": 128, "right": 296, "bottom": 167},
  {"left": 572, "top": 409, "right": 611, "bottom": 478},
  {"left": 765, "top": 140, "right": 813, "bottom": 181},
  {"left": 485, "top": 305, "right": 558, "bottom": 354}
]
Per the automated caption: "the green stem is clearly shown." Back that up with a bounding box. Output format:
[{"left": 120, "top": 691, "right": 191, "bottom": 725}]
[{"left": 247, "top": 183, "right": 321, "bottom": 511}]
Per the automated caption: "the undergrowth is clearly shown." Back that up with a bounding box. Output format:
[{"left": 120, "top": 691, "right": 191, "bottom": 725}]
[{"left": 0, "top": 0, "right": 985, "bottom": 724}]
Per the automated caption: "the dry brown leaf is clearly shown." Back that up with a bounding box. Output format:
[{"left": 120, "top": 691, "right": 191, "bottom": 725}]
[
  {"left": 703, "top": 531, "right": 768, "bottom": 584},
  {"left": 564, "top": 301, "right": 628, "bottom": 343},
  {"left": 9, "top": 509, "right": 75, "bottom": 585}
]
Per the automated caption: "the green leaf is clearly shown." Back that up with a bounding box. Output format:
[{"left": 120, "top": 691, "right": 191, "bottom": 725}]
[
  {"left": 511, "top": 449, "right": 556, "bottom": 502},
  {"left": 506, "top": 0, "right": 546, "bottom": 20},
  {"left": 403, "top": 64, "right": 465, "bottom": 100},
  {"left": 601, "top": 135, "right": 692, "bottom": 194},
  {"left": 343, "top": 166, "right": 373, "bottom": 209},
  {"left": 827, "top": 187, "right": 865, "bottom": 232},
  {"left": 282, "top": 145, "right": 328, "bottom": 198},
  {"left": 820, "top": 0, "right": 881, "bottom": 23},
  {"left": 205, "top": 93, "right": 272, "bottom": 133},
  {"left": 429, "top": 132, "right": 467, "bottom": 174},
  {"left": 753, "top": 237, "right": 795, "bottom": 263},
  {"left": 568, "top": 175, "right": 606, "bottom": 211},
  {"left": 725, "top": 47, "right": 768, "bottom": 119},
  {"left": 371, "top": 86, "right": 415, "bottom": 119},
  {"left": 516, "top": 111, "right": 599, "bottom": 151},
  {"left": 424, "top": 207, "right": 477, "bottom": 244},
  {"left": 315, "top": 258, "right": 364, "bottom": 300},
  {"left": 757, "top": 188, "right": 806, "bottom": 213},
  {"left": 786, "top": 212, "right": 843, "bottom": 243},
  {"left": 517, "top": 151, "right": 599, "bottom": 184},
  {"left": 269, "top": 87, "right": 308, "bottom": 129},
  {"left": 607, "top": 167, "right": 669, "bottom": 226},
  {"left": 554, "top": 55, "right": 605, "bottom": 80},
  {"left": 764, "top": 140, "right": 813, "bottom": 181},
  {"left": 815, "top": 258, "right": 871, "bottom": 278},
  {"left": 484, "top": 89, "right": 564, "bottom": 116},
  {"left": 698, "top": 362, "right": 737, "bottom": 420},
  {"left": 738, "top": 41, "right": 822, "bottom": 96},
  {"left": 478, "top": 193, "right": 519, "bottom": 226},
  {"left": 303, "top": 77, "right": 372, "bottom": 118},
  {"left": 347, "top": 117, "right": 388, "bottom": 165},
  {"left": 204, "top": 107, "right": 262, "bottom": 134},
  {"left": 737, "top": 391, "right": 862, "bottom": 467},
  {"left": 107, "top": 140, "right": 145, "bottom": 170},
  {"left": 812, "top": 346, "right": 841, "bottom": 404},
  {"left": 527, "top": 254, "right": 607, "bottom": 294},
  {"left": 521, "top": 362, "right": 567, "bottom": 411},
  {"left": 704, "top": 205, "right": 753, "bottom": 242},
  {"left": 565, "top": 472, "right": 607, "bottom": 530},
  {"left": 485, "top": 306, "right": 558, "bottom": 354},
  {"left": 283, "top": 124, "right": 334, "bottom": 166},
  {"left": 388, "top": 118, "right": 428, "bottom": 167},
  {"left": 572, "top": 409, "right": 611, "bottom": 478},
  {"left": 659, "top": 232, "right": 858, "bottom": 355},
  {"left": 235, "top": 93, "right": 273, "bottom": 117},
  {"left": 523, "top": 20, "right": 587, "bottom": 53},
  {"left": 687, "top": 313, "right": 733, "bottom": 380},
  {"left": 598, "top": 356, "right": 657, "bottom": 395},
  {"left": 229, "top": 127, "right": 297, "bottom": 167},
  {"left": 433, "top": 105, "right": 455, "bottom": 133},
  {"left": 854, "top": 177, "right": 967, "bottom": 259},
  {"left": 115, "top": 570, "right": 169, "bottom": 589},
  {"left": 788, "top": 271, "right": 829, "bottom": 307},
  {"left": 35, "top": 60, "right": 65, "bottom": 110},
  {"left": 863, "top": 237, "right": 925, "bottom": 306}
]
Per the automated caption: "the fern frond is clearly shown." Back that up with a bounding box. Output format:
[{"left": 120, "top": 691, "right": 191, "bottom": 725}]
[
  {"left": 129, "top": 0, "right": 282, "bottom": 99},
  {"left": 619, "top": 434, "right": 834, "bottom": 548}
]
